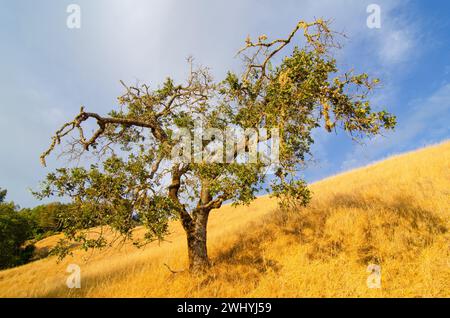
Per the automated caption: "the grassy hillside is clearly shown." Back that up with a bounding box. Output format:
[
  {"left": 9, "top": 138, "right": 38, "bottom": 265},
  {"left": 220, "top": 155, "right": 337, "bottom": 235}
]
[{"left": 0, "top": 141, "right": 449, "bottom": 297}]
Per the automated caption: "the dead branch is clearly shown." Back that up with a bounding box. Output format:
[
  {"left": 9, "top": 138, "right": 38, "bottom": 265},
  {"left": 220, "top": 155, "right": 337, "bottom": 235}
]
[{"left": 164, "top": 263, "right": 185, "bottom": 274}]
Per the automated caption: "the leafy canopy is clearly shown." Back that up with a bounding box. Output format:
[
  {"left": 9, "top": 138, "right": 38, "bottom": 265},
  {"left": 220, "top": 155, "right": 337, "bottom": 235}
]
[{"left": 36, "top": 20, "right": 395, "bottom": 257}]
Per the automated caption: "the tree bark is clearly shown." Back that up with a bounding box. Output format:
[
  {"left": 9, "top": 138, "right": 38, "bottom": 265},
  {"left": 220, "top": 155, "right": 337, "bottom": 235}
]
[{"left": 186, "top": 209, "right": 210, "bottom": 272}]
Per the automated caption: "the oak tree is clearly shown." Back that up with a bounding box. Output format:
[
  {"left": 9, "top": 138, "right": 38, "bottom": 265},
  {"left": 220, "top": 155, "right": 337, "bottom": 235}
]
[{"left": 37, "top": 20, "right": 395, "bottom": 272}]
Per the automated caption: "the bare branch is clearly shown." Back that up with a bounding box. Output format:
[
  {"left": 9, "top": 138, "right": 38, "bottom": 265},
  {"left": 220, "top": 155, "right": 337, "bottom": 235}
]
[
  {"left": 238, "top": 19, "right": 340, "bottom": 85},
  {"left": 40, "top": 106, "right": 168, "bottom": 166}
]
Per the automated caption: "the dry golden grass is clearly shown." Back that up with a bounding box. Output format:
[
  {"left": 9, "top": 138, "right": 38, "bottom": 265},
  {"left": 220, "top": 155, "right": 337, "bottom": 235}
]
[{"left": 0, "top": 141, "right": 449, "bottom": 297}]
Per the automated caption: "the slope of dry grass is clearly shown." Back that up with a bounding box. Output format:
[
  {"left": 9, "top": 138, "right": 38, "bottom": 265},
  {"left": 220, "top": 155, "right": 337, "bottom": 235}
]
[{"left": 0, "top": 141, "right": 449, "bottom": 297}]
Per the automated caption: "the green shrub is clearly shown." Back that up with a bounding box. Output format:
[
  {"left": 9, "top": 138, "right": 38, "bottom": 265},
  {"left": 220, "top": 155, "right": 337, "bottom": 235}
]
[{"left": 0, "top": 201, "right": 35, "bottom": 269}]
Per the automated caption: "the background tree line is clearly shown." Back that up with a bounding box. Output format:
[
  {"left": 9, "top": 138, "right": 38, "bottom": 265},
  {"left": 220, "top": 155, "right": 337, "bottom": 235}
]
[{"left": 0, "top": 187, "right": 104, "bottom": 269}]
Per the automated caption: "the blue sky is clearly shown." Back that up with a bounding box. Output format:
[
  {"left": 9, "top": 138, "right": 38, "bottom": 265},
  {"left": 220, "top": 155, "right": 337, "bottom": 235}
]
[{"left": 0, "top": 0, "right": 449, "bottom": 207}]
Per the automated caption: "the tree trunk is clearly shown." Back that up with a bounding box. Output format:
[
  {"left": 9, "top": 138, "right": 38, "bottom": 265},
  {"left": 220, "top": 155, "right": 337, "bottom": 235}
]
[{"left": 186, "top": 210, "right": 210, "bottom": 272}]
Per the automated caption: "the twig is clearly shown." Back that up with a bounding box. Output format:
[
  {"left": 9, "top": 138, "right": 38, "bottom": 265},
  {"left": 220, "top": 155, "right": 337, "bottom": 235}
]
[{"left": 164, "top": 263, "right": 185, "bottom": 274}]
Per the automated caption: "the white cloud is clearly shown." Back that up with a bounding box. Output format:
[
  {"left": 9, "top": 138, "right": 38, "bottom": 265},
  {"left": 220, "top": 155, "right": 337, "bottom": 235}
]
[
  {"left": 378, "top": 29, "right": 414, "bottom": 64},
  {"left": 341, "top": 83, "right": 450, "bottom": 171}
]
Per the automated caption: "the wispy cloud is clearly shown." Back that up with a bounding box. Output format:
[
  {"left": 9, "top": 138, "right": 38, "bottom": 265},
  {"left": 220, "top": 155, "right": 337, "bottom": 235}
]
[
  {"left": 341, "top": 83, "right": 450, "bottom": 171},
  {"left": 378, "top": 29, "right": 415, "bottom": 64}
]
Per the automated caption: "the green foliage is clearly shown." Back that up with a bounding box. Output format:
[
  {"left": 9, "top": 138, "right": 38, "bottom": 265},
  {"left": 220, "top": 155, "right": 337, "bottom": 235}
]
[
  {"left": 0, "top": 185, "right": 87, "bottom": 268},
  {"left": 0, "top": 188, "right": 6, "bottom": 203},
  {"left": 36, "top": 19, "right": 396, "bottom": 260},
  {"left": 20, "top": 202, "right": 70, "bottom": 239},
  {"left": 272, "top": 176, "right": 311, "bottom": 211},
  {"left": 0, "top": 190, "right": 35, "bottom": 269}
]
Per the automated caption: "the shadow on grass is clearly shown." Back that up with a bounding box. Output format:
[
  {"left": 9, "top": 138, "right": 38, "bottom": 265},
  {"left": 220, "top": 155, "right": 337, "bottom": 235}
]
[
  {"left": 331, "top": 194, "right": 447, "bottom": 235},
  {"left": 41, "top": 193, "right": 448, "bottom": 297},
  {"left": 291, "top": 193, "right": 448, "bottom": 264}
]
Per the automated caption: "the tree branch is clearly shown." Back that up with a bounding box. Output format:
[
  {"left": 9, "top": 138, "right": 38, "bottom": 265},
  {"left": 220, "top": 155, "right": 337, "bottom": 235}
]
[{"left": 40, "top": 107, "right": 168, "bottom": 166}]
